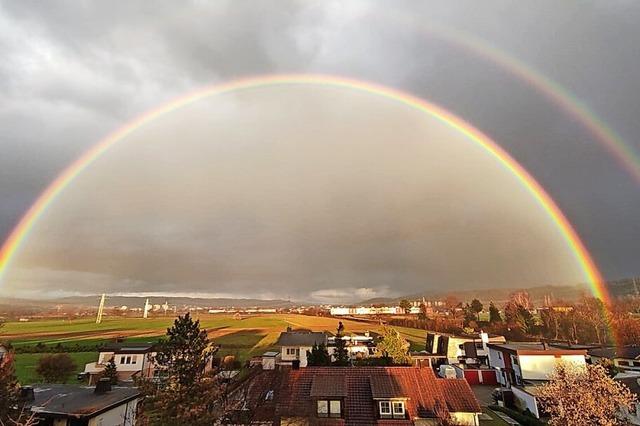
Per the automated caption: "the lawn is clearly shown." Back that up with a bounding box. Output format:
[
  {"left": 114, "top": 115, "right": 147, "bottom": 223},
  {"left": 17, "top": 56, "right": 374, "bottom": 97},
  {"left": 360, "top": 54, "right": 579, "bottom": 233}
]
[{"left": 14, "top": 352, "right": 98, "bottom": 385}]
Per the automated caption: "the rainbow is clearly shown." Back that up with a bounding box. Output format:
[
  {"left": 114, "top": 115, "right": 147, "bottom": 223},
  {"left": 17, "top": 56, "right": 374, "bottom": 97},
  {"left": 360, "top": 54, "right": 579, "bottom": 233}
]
[
  {"left": 382, "top": 12, "right": 640, "bottom": 185},
  {"left": 0, "top": 74, "right": 609, "bottom": 306}
]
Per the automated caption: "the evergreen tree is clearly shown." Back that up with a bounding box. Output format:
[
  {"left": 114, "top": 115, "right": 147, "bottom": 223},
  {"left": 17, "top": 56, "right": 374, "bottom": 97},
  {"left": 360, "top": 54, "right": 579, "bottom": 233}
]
[
  {"left": 154, "top": 313, "right": 214, "bottom": 387},
  {"left": 307, "top": 343, "right": 331, "bottom": 366},
  {"left": 489, "top": 302, "right": 502, "bottom": 323},
  {"left": 470, "top": 299, "right": 483, "bottom": 321},
  {"left": 138, "top": 313, "right": 221, "bottom": 425},
  {"left": 332, "top": 322, "right": 350, "bottom": 366},
  {"left": 399, "top": 299, "right": 412, "bottom": 314},
  {"left": 101, "top": 357, "right": 118, "bottom": 384}
]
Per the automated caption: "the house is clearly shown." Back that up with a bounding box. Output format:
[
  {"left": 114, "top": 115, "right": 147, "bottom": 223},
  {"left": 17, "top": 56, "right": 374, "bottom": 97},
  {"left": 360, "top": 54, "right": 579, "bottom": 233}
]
[
  {"left": 487, "top": 342, "right": 587, "bottom": 419},
  {"left": 22, "top": 379, "right": 141, "bottom": 425},
  {"left": 589, "top": 346, "right": 640, "bottom": 372},
  {"left": 277, "top": 329, "right": 327, "bottom": 367},
  {"left": 83, "top": 343, "right": 157, "bottom": 385},
  {"left": 327, "top": 332, "right": 377, "bottom": 360},
  {"left": 0, "top": 343, "right": 7, "bottom": 361},
  {"left": 235, "top": 366, "right": 482, "bottom": 425},
  {"left": 488, "top": 342, "right": 586, "bottom": 387},
  {"left": 274, "top": 366, "right": 482, "bottom": 425},
  {"left": 425, "top": 331, "right": 506, "bottom": 364}
]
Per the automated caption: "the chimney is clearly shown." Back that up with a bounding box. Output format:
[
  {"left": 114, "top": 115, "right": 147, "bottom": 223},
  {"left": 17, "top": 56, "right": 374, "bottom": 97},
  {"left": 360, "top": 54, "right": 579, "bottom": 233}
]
[
  {"left": 19, "top": 386, "right": 35, "bottom": 401},
  {"left": 95, "top": 377, "right": 112, "bottom": 394},
  {"left": 286, "top": 326, "right": 292, "bottom": 332}
]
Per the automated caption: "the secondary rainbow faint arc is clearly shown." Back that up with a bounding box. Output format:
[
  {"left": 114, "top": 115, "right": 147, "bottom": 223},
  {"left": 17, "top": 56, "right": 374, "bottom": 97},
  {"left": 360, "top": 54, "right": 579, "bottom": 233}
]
[
  {"left": 0, "top": 74, "right": 609, "bottom": 304},
  {"left": 379, "top": 11, "right": 640, "bottom": 185}
]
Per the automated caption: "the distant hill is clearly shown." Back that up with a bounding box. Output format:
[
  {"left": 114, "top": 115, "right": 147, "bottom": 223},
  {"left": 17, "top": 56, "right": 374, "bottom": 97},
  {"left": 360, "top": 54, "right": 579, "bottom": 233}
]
[
  {"left": 358, "top": 278, "right": 640, "bottom": 306},
  {"left": 2, "top": 295, "right": 296, "bottom": 310}
]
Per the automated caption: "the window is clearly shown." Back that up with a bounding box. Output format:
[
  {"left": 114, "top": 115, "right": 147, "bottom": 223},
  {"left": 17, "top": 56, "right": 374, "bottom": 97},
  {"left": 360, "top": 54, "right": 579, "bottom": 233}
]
[
  {"left": 317, "top": 400, "right": 328, "bottom": 417},
  {"left": 392, "top": 401, "right": 405, "bottom": 416},
  {"left": 131, "top": 355, "right": 137, "bottom": 364},
  {"left": 329, "top": 400, "right": 341, "bottom": 418},
  {"left": 317, "top": 400, "right": 341, "bottom": 418},
  {"left": 618, "top": 360, "right": 630, "bottom": 366},
  {"left": 120, "top": 356, "right": 125, "bottom": 364},
  {"left": 379, "top": 400, "right": 405, "bottom": 419}
]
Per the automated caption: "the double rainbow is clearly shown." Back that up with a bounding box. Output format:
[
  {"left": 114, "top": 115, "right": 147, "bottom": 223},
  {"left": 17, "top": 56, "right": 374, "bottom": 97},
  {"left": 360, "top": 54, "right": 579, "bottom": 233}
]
[{"left": 0, "top": 74, "right": 609, "bottom": 305}]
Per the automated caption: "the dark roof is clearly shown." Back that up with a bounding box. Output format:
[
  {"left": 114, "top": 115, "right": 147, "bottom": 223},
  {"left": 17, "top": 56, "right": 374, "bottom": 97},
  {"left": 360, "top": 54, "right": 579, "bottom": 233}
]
[
  {"left": 28, "top": 385, "right": 140, "bottom": 419},
  {"left": 615, "top": 376, "right": 640, "bottom": 396},
  {"left": 277, "top": 331, "right": 327, "bottom": 347},
  {"left": 369, "top": 375, "right": 405, "bottom": 399},
  {"left": 311, "top": 375, "right": 347, "bottom": 397},
  {"left": 589, "top": 346, "right": 640, "bottom": 360},
  {"left": 100, "top": 342, "right": 156, "bottom": 354},
  {"left": 275, "top": 366, "right": 481, "bottom": 423},
  {"left": 487, "top": 342, "right": 586, "bottom": 356}
]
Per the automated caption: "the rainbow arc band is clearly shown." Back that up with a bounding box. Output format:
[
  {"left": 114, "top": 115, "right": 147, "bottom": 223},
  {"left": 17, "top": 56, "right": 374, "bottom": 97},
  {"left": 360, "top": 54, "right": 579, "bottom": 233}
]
[{"left": 0, "top": 74, "right": 609, "bottom": 305}]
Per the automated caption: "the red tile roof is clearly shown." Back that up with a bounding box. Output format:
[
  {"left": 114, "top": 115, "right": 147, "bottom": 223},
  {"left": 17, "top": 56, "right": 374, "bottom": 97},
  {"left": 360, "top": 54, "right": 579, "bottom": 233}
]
[
  {"left": 438, "top": 379, "right": 482, "bottom": 413},
  {"left": 274, "top": 366, "right": 481, "bottom": 425}
]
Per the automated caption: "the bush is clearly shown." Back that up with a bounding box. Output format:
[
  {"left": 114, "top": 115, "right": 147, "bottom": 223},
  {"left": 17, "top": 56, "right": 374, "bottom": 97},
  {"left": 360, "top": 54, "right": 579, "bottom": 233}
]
[
  {"left": 36, "top": 353, "right": 77, "bottom": 383},
  {"left": 488, "top": 405, "right": 544, "bottom": 426}
]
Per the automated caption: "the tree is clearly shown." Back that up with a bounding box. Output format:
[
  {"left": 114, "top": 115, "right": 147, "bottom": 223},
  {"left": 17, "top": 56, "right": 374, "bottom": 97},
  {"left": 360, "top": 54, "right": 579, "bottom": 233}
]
[
  {"left": 470, "top": 299, "right": 483, "bottom": 321},
  {"left": 399, "top": 299, "right": 412, "bottom": 314},
  {"left": 307, "top": 343, "right": 331, "bottom": 366},
  {"left": 538, "top": 362, "right": 636, "bottom": 426},
  {"left": 154, "top": 313, "right": 215, "bottom": 387},
  {"left": 101, "top": 357, "right": 118, "bottom": 384},
  {"left": 332, "top": 322, "right": 350, "bottom": 366},
  {"left": 0, "top": 352, "right": 19, "bottom": 422},
  {"left": 489, "top": 302, "right": 502, "bottom": 323},
  {"left": 377, "top": 326, "right": 411, "bottom": 365},
  {"left": 137, "top": 313, "right": 221, "bottom": 425},
  {"left": 35, "top": 353, "right": 76, "bottom": 383}
]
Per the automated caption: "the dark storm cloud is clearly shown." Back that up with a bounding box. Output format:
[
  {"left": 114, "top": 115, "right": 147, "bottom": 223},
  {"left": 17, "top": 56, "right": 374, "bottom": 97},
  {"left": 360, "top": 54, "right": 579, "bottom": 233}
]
[{"left": 1, "top": 0, "right": 639, "bottom": 300}]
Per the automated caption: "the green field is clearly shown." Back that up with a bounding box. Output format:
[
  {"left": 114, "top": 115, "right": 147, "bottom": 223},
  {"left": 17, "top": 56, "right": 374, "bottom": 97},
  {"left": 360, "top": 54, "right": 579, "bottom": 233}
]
[
  {"left": 14, "top": 352, "right": 98, "bottom": 385},
  {"left": 2, "top": 314, "right": 428, "bottom": 383}
]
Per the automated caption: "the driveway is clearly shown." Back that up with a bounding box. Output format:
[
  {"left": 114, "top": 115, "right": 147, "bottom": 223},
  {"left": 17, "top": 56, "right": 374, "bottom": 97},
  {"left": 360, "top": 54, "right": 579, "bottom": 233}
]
[{"left": 471, "top": 384, "right": 497, "bottom": 406}]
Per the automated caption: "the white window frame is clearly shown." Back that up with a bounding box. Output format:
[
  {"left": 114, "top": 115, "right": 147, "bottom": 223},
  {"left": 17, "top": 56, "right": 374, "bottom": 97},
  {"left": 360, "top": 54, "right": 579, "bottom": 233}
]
[
  {"left": 379, "top": 400, "right": 405, "bottom": 419},
  {"left": 392, "top": 401, "right": 405, "bottom": 416}
]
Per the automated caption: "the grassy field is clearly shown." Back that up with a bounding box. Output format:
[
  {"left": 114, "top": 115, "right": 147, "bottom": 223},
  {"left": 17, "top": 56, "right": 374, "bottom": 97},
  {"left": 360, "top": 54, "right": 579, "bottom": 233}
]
[
  {"left": 14, "top": 352, "right": 98, "bottom": 385},
  {"left": 2, "top": 313, "right": 428, "bottom": 383}
]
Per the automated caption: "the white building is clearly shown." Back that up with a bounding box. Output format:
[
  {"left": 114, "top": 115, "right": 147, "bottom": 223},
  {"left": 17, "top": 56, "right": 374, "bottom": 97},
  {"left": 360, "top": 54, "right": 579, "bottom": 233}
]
[
  {"left": 83, "top": 343, "right": 157, "bottom": 385},
  {"left": 25, "top": 381, "right": 140, "bottom": 426},
  {"left": 277, "top": 329, "right": 327, "bottom": 367},
  {"left": 487, "top": 342, "right": 587, "bottom": 418}
]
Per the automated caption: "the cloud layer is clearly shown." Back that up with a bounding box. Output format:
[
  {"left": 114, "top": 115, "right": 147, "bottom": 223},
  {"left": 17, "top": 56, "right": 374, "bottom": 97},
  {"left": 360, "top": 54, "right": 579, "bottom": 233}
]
[{"left": 1, "top": 1, "right": 640, "bottom": 300}]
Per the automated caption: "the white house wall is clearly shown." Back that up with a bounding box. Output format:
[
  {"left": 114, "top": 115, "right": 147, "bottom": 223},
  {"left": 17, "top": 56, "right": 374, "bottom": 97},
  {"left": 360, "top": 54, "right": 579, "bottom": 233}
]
[
  {"left": 87, "top": 398, "right": 139, "bottom": 426},
  {"left": 511, "top": 387, "right": 540, "bottom": 418},
  {"left": 518, "top": 354, "right": 585, "bottom": 380}
]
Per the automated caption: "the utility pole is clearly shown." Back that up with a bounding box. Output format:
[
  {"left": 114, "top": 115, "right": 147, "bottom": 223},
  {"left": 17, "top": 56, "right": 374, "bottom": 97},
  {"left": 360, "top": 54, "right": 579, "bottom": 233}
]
[
  {"left": 143, "top": 298, "right": 151, "bottom": 319},
  {"left": 96, "top": 294, "right": 106, "bottom": 324}
]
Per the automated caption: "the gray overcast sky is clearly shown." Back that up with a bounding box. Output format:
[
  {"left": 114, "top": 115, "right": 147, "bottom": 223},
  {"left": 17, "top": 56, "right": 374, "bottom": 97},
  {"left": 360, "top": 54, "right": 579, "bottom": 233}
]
[{"left": 1, "top": 1, "right": 639, "bottom": 301}]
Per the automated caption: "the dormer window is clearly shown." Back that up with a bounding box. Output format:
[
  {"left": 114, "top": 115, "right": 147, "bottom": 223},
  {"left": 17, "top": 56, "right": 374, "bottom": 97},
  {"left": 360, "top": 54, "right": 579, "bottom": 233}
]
[
  {"left": 317, "top": 400, "right": 341, "bottom": 418},
  {"left": 378, "top": 400, "right": 405, "bottom": 419}
]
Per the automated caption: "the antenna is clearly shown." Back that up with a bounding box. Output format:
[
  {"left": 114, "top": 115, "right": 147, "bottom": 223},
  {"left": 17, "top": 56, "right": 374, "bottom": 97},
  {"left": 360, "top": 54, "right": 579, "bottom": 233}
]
[
  {"left": 96, "top": 294, "right": 106, "bottom": 324},
  {"left": 143, "top": 298, "right": 151, "bottom": 319}
]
